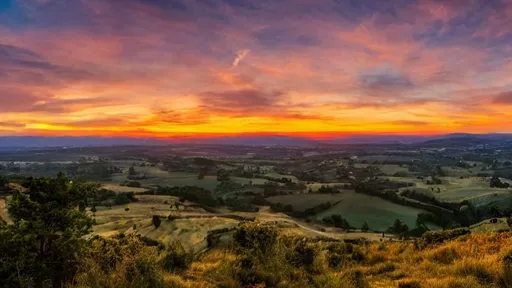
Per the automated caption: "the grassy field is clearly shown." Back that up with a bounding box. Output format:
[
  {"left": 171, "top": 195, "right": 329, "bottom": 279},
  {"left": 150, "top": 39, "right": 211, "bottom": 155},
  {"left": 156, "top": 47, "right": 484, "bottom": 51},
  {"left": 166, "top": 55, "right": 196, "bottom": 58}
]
[
  {"left": 231, "top": 177, "right": 268, "bottom": 186},
  {"left": 111, "top": 166, "right": 220, "bottom": 190},
  {"left": 91, "top": 194, "right": 239, "bottom": 252},
  {"left": 387, "top": 176, "right": 510, "bottom": 202},
  {"left": 101, "top": 183, "right": 149, "bottom": 193},
  {"left": 470, "top": 217, "right": 510, "bottom": 233},
  {"left": 267, "top": 191, "right": 427, "bottom": 231}
]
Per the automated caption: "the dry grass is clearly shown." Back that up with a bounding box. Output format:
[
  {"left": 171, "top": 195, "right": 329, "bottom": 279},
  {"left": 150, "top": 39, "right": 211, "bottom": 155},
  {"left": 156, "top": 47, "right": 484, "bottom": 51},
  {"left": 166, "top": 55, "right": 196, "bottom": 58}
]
[{"left": 162, "top": 231, "right": 512, "bottom": 287}]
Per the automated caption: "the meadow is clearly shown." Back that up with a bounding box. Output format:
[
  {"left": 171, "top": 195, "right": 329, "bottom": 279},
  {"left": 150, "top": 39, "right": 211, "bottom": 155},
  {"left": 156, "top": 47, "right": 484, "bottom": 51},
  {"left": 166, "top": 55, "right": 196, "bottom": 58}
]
[{"left": 267, "top": 191, "right": 427, "bottom": 231}]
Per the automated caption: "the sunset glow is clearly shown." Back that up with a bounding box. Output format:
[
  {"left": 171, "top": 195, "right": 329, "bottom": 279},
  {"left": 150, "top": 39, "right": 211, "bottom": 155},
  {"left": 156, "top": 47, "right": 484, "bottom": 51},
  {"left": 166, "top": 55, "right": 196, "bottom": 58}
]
[{"left": 1, "top": 0, "right": 511, "bottom": 138}]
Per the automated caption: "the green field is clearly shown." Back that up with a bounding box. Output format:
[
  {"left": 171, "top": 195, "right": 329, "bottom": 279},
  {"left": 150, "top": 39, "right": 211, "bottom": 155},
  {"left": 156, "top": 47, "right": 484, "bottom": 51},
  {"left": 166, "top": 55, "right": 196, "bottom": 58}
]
[
  {"left": 388, "top": 176, "right": 510, "bottom": 202},
  {"left": 101, "top": 183, "right": 149, "bottom": 193},
  {"left": 267, "top": 191, "right": 427, "bottom": 231},
  {"left": 111, "top": 166, "right": 219, "bottom": 190}
]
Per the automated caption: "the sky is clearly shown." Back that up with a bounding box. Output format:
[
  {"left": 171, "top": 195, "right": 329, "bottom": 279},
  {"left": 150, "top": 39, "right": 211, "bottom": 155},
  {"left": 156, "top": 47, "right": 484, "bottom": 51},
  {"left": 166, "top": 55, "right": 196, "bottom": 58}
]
[{"left": 0, "top": 0, "right": 511, "bottom": 138}]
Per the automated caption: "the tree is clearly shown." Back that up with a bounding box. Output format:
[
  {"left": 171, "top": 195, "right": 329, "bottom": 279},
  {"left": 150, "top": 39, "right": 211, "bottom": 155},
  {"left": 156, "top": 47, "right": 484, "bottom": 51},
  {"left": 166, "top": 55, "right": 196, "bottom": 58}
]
[
  {"left": 361, "top": 221, "right": 369, "bottom": 232},
  {"left": 91, "top": 205, "right": 97, "bottom": 217},
  {"left": 0, "top": 173, "right": 98, "bottom": 287},
  {"left": 216, "top": 169, "right": 230, "bottom": 182},
  {"left": 128, "top": 165, "right": 137, "bottom": 176},
  {"left": 490, "top": 176, "right": 510, "bottom": 188},
  {"left": 152, "top": 215, "right": 161, "bottom": 228},
  {"left": 388, "top": 219, "right": 409, "bottom": 235}
]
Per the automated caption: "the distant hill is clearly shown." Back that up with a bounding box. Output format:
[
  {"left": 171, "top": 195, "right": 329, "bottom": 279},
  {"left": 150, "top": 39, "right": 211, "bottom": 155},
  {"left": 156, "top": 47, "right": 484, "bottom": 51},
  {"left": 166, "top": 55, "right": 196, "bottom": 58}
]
[
  {"left": 323, "top": 135, "right": 431, "bottom": 144},
  {"left": 1, "top": 133, "right": 511, "bottom": 148},
  {"left": 0, "top": 136, "right": 171, "bottom": 148},
  {"left": 419, "top": 133, "right": 512, "bottom": 147},
  {"left": 190, "top": 135, "right": 319, "bottom": 147}
]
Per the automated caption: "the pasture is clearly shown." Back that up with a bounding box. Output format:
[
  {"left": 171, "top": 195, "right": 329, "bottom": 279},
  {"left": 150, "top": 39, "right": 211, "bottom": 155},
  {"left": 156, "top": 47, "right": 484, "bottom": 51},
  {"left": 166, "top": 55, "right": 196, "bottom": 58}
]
[
  {"left": 111, "top": 166, "right": 220, "bottom": 190},
  {"left": 266, "top": 191, "right": 427, "bottom": 231},
  {"left": 388, "top": 176, "right": 510, "bottom": 202}
]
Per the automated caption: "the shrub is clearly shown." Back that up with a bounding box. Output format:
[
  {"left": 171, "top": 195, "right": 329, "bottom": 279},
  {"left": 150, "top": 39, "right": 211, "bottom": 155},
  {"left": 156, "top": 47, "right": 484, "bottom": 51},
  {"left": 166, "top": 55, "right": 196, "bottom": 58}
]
[
  {"left": 422, "top": 229, "right": 471, "bottom": 245},
  {"left": 152, "top": 215, "right": 161, "bottom": 228},
  {"left": 233, "top": 223, "right": 278, "bottom": 255},
  {"left": 351, "top": 249, "right": 365, "bottom": 263},
  {"left": 328, "top": 254, "right": 343, "bottom": 269},
  {"left": 158, "top": 241, "right": 190, "bottom": 272},
  {"left": 287, "top": 239, "right": 317, "bottom": 268}
]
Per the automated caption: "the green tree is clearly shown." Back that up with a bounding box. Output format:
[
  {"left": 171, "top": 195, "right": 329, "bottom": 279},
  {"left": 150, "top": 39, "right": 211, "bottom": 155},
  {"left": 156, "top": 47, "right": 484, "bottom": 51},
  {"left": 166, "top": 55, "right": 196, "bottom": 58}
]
[
  {"left": 216, "top": 169, "right": 230, "bottom": 182},
  {"left": 128, "top": 165, "right": 137, "bottom": 176},
  {"left": 388, "top": 219, "right": 409, "bottom": 235},
  {"left": 361, "top": 221, "right": 369, "bottom": 232},
  {"left": 152, "top": 215, "right": 161, "bottom": 228},
  {"left": 91, "top": 205, "right": 97, "bottom": 217},
  {"left": 0, "top": 173, "right": 98, "bottom": 287}
]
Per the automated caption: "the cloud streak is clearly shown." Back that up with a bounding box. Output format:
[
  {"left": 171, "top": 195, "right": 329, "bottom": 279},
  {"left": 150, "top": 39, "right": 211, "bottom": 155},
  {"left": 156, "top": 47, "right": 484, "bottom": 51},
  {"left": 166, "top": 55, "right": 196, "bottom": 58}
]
[{"left": 232, "top": 49, "right": 250, "bottom": 67}]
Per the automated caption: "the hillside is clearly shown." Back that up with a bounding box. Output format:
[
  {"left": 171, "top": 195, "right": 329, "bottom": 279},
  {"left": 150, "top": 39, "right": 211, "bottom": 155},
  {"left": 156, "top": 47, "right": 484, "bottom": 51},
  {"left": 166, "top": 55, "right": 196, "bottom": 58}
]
[{"left": 72, "top": 222, "right": 512, "bottom": 288}]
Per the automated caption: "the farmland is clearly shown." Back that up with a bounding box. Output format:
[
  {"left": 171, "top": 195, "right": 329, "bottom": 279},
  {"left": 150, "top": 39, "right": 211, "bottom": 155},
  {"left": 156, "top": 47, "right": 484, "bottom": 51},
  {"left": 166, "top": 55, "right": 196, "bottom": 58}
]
[
  {"left": 1, "top": 137, "right": 512, "bottom": 249},
  {"left": 267, "top": 191, "right": 427, "bottom": 231}
]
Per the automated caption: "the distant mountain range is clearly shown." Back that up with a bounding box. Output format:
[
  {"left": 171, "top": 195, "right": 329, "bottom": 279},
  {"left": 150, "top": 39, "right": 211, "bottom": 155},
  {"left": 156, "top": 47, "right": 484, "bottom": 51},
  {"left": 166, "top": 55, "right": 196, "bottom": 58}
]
[{"left": 1, "top": 133, "right": 511, "bottom": 148}]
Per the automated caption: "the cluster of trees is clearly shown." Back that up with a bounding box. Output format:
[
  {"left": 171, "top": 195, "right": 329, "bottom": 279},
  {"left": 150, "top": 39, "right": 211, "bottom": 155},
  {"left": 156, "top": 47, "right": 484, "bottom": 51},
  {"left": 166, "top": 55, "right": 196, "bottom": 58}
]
[
  {"left": 322, "top": 214, "right": 352, "bottom": 230},
  {"left": 0, "top": 173, "right": 97, "bottom": 287},
  {"left": 270, "top": 201, "right": 335, "bottom": 219},
  {"left": 386, "top": 219, "right": 409, "bottom": 235},
  {"left": 490, "top": 176, "right": 510, "bottom": 188},
  {"left": 316, "top": 185, "right": 339, "bottom": 194}
]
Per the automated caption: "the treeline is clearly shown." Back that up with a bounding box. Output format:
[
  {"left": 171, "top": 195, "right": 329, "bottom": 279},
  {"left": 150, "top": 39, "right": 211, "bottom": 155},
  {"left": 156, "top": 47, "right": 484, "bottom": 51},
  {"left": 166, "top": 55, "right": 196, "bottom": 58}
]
[
  {"left": 401, "top": 189, "right": 460, "bottom": 211},
  {"left": 145, "top": 186, "right": 218, "bottom": 207},
  {"left": 270, "top": 201, "right": 337, "bottom": 219}
]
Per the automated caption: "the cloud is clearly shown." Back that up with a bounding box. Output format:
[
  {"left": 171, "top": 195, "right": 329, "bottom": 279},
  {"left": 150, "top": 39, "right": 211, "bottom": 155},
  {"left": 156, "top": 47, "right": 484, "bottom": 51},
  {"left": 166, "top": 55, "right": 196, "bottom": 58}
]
[
  {"left": 198, "top": 89, "right": 279, "bottom": 114},
  {"left": 232, "top": 49, "right": 250, "bottom": 67},
  {"left": 358, "top": 65, "right": 415, "bottom": 97},
  {"left": 493, "top": 91, "right": 512, "bottom": 104},
  {"left": 29, "top": 97, "right": 122, "bottom": 113},
  {"left": 153, "top": 109, "right": 211, "bottom": 125},
  {"left": 391, "top": 120, "right": 430, "bottom": 126},
  {"left": 1, "top": 0, "right": 512, "bottom": 136}
]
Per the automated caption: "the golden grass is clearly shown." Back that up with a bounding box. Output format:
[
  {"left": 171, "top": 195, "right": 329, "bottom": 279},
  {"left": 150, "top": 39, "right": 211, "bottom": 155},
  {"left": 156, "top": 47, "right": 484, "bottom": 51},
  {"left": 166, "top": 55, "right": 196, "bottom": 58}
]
[{"left": 162, "top": 231, "right": 512, "bottom": 287}]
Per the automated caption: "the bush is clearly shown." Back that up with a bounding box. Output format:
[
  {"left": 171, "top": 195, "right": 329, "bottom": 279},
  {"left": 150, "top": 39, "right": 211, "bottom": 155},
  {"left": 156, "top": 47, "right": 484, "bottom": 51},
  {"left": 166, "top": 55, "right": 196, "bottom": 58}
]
[
  {"left": 328, "top": 254, "right": 343, "bottom": 269},
  {"left": 351, "top": 249, "right": 365, "bottom": 263},
  {"left": 422, "top": 229, "right": 470, "bottom": 245},
  {"left": 287, "top": 239, "right": 318, "bottom": 268},
  {"left": 233, "top": 223, "right": 278, "bottom": 255},
  {"left": 152, "top": 215, "right": 161, "bottom": 228},
  {"left": 158, "top": 241, "right": 190, "bottom": 272}
]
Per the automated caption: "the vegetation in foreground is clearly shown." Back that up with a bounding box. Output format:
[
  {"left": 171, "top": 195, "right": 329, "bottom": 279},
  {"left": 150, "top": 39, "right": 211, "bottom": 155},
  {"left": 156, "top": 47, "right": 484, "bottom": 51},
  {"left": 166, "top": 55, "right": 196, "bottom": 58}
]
[
  {"left": 1, "top": 174, "right": 512, "bottom": 288},
  {"left": 73, "top": 223, "right": 512, "bottom": 288}
]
